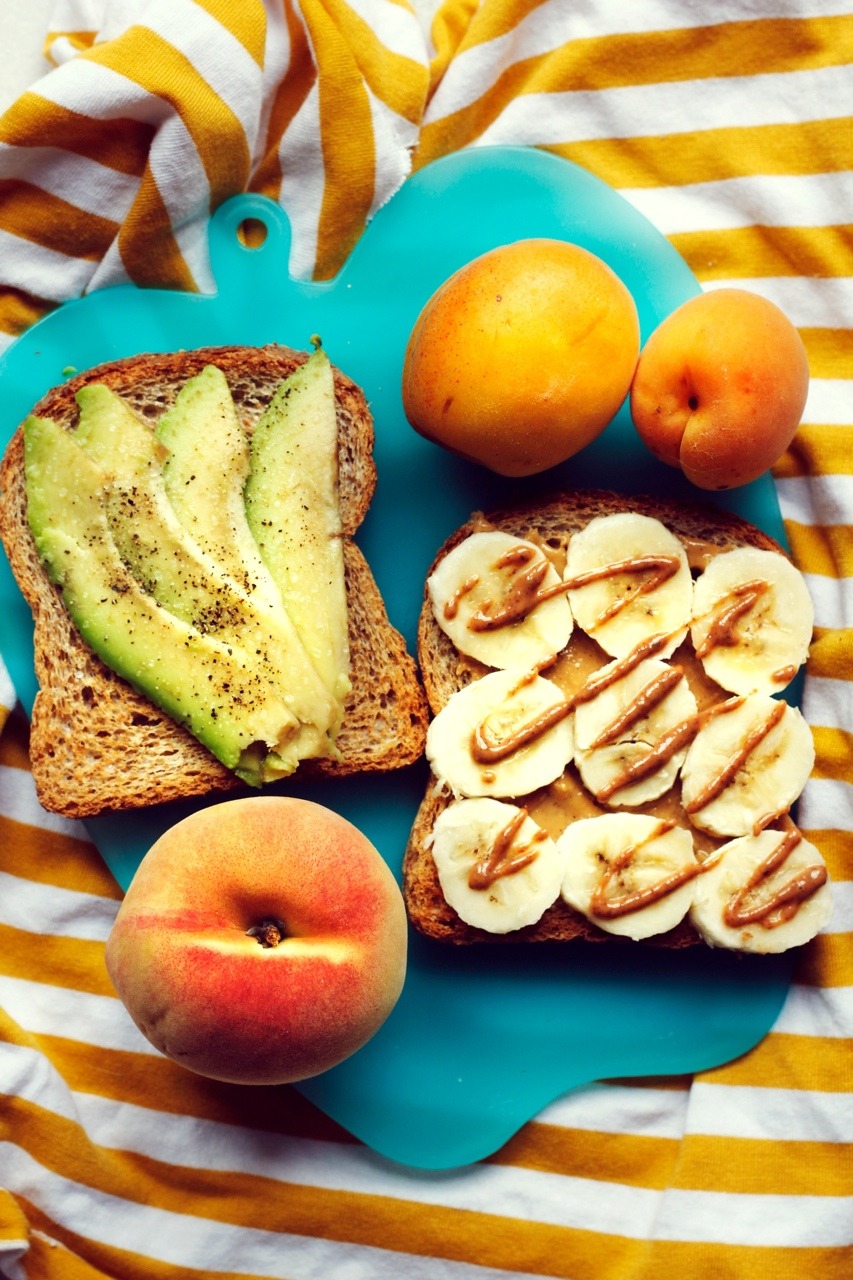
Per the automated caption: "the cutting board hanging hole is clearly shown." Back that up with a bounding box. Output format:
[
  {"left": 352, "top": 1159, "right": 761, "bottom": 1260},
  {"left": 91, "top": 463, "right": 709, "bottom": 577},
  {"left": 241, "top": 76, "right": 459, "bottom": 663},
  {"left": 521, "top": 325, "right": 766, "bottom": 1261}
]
[{"left": 236, "top": 217, "right": 269, "bottom": 249}]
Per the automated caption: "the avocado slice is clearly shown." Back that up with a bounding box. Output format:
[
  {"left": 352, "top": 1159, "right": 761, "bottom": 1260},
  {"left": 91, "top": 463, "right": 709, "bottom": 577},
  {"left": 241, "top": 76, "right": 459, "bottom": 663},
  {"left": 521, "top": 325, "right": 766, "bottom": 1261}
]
[
  {"left": 244, "top": 347, "right": 351, "bottom": 722},
  {"left": 23, "top": 413, "right": 301, "bottom": 785},
  {"left": 71, "top": 382, "right": 337, "bottom": 764},
  {"left": 74, "top": 383, "right": 246, "bottom": 632},
  {"left": 154, "top": 364, "right": 282, "bottom": 616}
]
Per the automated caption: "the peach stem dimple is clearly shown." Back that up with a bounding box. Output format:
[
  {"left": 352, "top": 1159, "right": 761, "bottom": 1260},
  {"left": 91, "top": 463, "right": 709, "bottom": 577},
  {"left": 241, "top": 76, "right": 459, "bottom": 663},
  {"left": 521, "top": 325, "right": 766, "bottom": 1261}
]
[{"left": 246, "top": 918, "right": 286, "bottom": 947}]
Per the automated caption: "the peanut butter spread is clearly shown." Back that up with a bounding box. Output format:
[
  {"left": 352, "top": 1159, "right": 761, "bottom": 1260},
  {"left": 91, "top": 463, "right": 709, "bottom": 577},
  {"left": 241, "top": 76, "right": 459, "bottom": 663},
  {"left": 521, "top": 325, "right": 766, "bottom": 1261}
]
[
  {"left": 528, "top": 624, "right": 727, "bottom": 859},
  {"left": 455, "top": 522, "right": 730, "bottom": 854},
  {"left": 434, "top": 516, "right": 820, "bottom": 933}
]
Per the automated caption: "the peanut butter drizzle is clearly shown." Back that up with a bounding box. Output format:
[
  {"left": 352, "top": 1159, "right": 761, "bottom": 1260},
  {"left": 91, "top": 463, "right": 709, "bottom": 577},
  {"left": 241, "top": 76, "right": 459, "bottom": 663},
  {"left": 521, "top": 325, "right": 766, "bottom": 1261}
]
[
  {"left": 472, "top": 697, "right": 571, "bottom": 765},
  {"left": 470, "top": 632, "right": 688, "bottom": 771},
  {"left": 468, "top": 807, "right": 547, "bottom": 890},
  {"left": 752, "top": 807, "right": 790, "bottom": 836},
  {"left": 572, "top": 630, "right": 674, "bottom": 706},
  {"left": 772, "top": 663, "right": 798, "bottom": 686},
  {"left": 468, "top": 627, "right": 769, "bottom": 813},
  {"left": 566, "top": 553, "right": 682, "bottom": 629},
  {"left": 594, "top": 716, "right": 698, "bottom": 803},
  {"left": 527, "top": 633, "right": 736, "bottom": 860},
  {"left": 443, "top": 573, "right": 479, "bottom": 621},
  {"left": 684, "top": 698, "right": 786, "bottom": 816},
  {"left": 590, "top": 664, "right": 686, "bottom": 750},
  {"left": 694, "top": 578, "right": 769, "bottom": 659},
  {"left": 468, "top": 547, "right": 557, "bottom": 631},
  {"left": 589, "top": 819, "right": 701, "bottom": 919},
  {"left": 451, "top": 528, "right": 809, "bottom": 917},
  {"left": 460, "top": 543, "right": 682, "bottom": 635},
  {"left": 446, "top": 522, "right": 819, "bottom": 938},
  {"left": 594, "top": 693, "right": 744, "bottom": 804},
  {"left": 722, "top": 829, "right": 828, "bottom": 929}
]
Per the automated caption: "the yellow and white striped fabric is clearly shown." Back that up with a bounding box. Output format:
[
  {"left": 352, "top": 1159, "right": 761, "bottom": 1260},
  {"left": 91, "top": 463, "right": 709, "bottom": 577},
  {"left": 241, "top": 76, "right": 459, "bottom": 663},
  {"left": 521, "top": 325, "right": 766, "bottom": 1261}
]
[{"left": 1, "top": 2, "right": 851, "bottom": 1277}]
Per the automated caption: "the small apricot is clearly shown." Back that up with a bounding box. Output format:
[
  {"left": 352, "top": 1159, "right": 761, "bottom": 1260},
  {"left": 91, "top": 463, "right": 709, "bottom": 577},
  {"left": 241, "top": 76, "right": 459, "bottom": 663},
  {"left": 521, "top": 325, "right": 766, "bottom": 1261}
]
[
  {"left": 401, "top": 239, "right": 640, "bottom": 478},
  {"left": 629, "top": 288, "right": 810, "bottom": 490}
]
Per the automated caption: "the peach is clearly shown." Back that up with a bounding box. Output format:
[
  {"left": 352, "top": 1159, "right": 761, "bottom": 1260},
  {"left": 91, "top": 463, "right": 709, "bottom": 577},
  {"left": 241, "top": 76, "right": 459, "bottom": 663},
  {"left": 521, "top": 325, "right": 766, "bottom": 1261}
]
[
  {"left": 401, "top": 238, "right": 640, "bottom": 478},
  {"left": 104, "top": 796, "right": 407, "bottom": 1084},
  {"left": 629, "top": 288, "right": 810, "bottom": 490}
]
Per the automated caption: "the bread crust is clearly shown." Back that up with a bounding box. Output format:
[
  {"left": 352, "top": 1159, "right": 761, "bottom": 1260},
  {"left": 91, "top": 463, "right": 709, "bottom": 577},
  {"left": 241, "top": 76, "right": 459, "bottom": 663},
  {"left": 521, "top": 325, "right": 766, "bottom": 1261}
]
[
  {"left": 0, "top": 344, "right": 429, "bottom": 817},
  {"left": 404, "top": 489, "right": 791, "bottom": 947}
]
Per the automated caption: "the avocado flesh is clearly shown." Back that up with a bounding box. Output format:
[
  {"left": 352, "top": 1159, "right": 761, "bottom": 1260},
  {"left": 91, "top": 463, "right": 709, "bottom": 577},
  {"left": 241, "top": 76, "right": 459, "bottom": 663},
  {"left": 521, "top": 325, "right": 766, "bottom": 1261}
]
[
  {"left": 155, "top": 365, "right": 283, "bottom": 617},
  {"left": 72, "top": 382, "right": 337, "bottom": 765},
  {"left": 244, "top": 347, "right": 351, "bottom": 728},
  {"left": 23, "top": 414, "right": 301, "bottom": 785}
]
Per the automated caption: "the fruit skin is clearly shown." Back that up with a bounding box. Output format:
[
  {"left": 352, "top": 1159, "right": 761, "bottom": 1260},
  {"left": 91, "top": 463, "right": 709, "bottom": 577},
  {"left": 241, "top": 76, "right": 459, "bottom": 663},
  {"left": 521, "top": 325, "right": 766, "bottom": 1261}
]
[
  {"left": 629, "top": 288, "right": 810, "bottom": 490},
  {"left": 401, "top": 238, "right": 640, "bottom": 478},
  {"left": 104, "top": 796, "right": 408, "bottom": 1085}
]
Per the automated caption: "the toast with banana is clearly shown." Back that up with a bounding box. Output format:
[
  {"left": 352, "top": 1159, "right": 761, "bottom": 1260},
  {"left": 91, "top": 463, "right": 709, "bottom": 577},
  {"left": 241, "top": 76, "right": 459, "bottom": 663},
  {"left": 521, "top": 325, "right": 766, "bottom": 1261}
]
[
  {"left": 403, "top": 489, "right": 832, "bottom": 952},
  {"left": 0, "top": 343, "right": 429, "bottom": 818}
]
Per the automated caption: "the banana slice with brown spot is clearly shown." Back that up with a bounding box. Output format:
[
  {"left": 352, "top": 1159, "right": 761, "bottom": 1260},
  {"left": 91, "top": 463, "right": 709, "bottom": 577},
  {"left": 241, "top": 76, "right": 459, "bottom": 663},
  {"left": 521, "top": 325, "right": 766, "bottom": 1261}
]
[
  {"left": 429, "top": 798, "right": 565, "bottom": 933},
  {"left": 681, "top": 693, "right": 814, "bottom": 838},
  {"left": 425, "top": 667, "right": 574, "bottom": 799},
  {"left": 558, "top": 813, "right": 700, "bottom": 940},
  {"left": 427, "top": 530, "right": 573, "bottom": 670},
  {"left": 690, "top": 545, "right": 814, "bottom": 695},
  {"left": 564, "top": 512, "right": 693, "bottom": 659},
  {"left": 690, "top": 827, "right": 832, "bottom": 953},
  {"left": 573, "top": 654, "right": 698, "bottom": 807}
]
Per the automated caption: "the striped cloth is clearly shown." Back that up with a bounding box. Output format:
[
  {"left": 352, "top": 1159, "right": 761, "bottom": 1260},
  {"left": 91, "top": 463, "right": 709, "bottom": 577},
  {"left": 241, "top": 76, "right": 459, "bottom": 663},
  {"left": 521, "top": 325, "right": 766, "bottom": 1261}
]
[{"left": 1, "top": 2, "right": 851, "bottom": 1277}]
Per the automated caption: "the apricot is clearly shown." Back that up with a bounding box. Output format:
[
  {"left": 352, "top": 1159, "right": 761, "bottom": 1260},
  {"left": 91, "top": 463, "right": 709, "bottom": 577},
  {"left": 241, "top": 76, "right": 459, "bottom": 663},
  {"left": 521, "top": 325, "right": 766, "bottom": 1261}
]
[
  {"left": 629, "top": 288, "right": 810, "bottom": 490},
  {"left": 401, "top": 238, "right": 640, "bottom": 477},
  {"left": 104, "top": 797, "right": 408, "bottom": 1084}
]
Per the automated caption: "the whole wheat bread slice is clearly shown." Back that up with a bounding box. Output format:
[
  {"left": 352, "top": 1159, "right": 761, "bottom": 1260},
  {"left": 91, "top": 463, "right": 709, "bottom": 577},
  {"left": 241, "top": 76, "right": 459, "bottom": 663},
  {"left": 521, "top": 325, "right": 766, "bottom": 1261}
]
[
  {"left": 0, "top": 344, "right": 429, "bottom": 818},
  {"left": 403, "top": 488, "right": 795, "bottom": 947}
]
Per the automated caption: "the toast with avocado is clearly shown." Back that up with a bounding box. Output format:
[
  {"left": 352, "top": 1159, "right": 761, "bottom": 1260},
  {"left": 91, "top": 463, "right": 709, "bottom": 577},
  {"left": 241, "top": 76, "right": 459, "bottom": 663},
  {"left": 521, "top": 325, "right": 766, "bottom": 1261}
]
[
  {"left": 403, "top": 489, "right": 831, "bottom": 953},
  {"left": 0, "top": 344, "right": 429, "bottom": 818}
]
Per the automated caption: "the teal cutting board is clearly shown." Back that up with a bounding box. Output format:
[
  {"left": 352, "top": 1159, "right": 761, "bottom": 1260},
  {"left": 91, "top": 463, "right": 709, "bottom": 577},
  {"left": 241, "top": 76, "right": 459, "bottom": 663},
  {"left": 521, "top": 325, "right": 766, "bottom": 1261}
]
[{"left": 0, "top": 147, "right": 795, "bottom": 1169}]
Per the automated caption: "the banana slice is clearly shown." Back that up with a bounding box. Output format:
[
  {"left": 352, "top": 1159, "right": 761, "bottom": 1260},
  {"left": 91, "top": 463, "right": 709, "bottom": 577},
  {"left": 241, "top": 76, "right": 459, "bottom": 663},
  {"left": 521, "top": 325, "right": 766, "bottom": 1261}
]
[
  {"left": 564, "top": 512, "right": 693, "bottom": 659},
  {"left": 427, "top": 530, "right": 573, "bottom": 670},
  {"left": 681, "top": 693, "right": 814, "bottom": 837},
  {"left": 425, "top": 668, "right": 574, "bottom": 798},
  {"left": 574, "top": 656, "right": 698, "bottom": 807},
  {"left": 690, "top": 827, "right": 832, "bottom": 953},
  {"left": 430, "top": 798, "right": 565, "bottom": 933},
  {"left": 558, "top": 813, "right": 700, "bottom": 940},
  {"left": 691, "top": 546, "right": 814, "bottom": 695}
]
